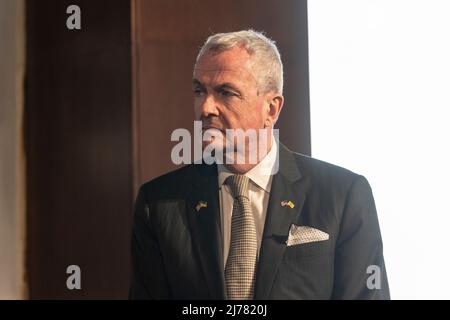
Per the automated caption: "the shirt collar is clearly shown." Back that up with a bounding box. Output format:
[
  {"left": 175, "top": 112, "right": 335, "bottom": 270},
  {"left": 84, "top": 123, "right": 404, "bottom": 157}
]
[{"left": 218, "top": 138, "right": 278, "bottom": 193}]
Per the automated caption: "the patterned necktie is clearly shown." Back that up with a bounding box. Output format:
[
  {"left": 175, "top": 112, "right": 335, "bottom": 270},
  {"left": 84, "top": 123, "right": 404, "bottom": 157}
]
[{"left": 224, "top": 174, "right": 258, "bottom": 300}]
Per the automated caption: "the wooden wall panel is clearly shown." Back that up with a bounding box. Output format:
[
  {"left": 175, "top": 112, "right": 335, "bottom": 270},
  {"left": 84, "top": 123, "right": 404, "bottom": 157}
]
[{"left": 25, "top": 0, "right": 132, "bottom": 299}]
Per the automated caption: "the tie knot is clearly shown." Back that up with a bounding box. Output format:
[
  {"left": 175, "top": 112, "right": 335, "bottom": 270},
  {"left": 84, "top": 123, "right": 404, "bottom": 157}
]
[{"left": 225, "top": 174, "right": 250, "bottom": 199}]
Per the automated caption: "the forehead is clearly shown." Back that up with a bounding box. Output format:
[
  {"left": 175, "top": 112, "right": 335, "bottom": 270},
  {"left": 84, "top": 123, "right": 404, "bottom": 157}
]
[{"left": 193, "top": 47, "right": 257, "bottom": 87}]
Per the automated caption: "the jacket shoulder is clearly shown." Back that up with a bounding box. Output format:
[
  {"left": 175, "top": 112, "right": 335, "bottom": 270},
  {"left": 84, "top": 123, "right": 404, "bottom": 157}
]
[
  {"left": 290, "top": 151, "right": 365, "bottom": 188},
  {"left": 138, "top": 164, "right": 197, "bottom": 201}
]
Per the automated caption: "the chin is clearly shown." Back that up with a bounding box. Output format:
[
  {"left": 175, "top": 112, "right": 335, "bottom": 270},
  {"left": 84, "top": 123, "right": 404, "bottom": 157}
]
[
  {"left": 224, "top": 163, "right": 255, "bottom": 174},
  {"left": 202, "top": 134, "right": 225, "bottom": 149}
]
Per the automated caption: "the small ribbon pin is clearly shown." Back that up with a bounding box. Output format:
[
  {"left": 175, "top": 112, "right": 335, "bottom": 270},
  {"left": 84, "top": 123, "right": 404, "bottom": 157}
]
[
  {"left": 281, "top": 200, "right": 295, "bottom": 209},
  {"left": 195, "top": 201, "right": 208, "bottom": 212}
]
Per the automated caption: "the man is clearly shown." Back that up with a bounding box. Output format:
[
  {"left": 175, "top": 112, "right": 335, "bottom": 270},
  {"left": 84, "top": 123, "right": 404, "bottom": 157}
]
[{"left": 129, "top": 30, "right": 389, "bottom": 299}]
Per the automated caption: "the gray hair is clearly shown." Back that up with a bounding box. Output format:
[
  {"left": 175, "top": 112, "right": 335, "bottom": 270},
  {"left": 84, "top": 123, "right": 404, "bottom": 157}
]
[{"left": 195, "top": 29, "right": 284, "bottom": 95}]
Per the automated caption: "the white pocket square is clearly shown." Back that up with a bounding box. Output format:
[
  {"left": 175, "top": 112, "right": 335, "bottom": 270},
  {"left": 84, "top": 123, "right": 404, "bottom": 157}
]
[{"left": 286, "top": 225, "right": 329, "bottom": 246}]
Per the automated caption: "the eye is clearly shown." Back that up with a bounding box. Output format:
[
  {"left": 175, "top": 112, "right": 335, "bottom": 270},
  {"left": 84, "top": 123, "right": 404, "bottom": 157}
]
[
  {"left": 221, "top": 90, "right": 237, "bottom": 97},
  {"left": 193, "top": 88, "right": 205, "bottom": 96}
]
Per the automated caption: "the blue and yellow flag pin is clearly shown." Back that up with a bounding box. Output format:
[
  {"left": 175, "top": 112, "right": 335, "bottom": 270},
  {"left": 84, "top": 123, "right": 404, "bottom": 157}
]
[
  {"left": 195, "top": 201, "right": 208, "bottom": 212},
  {"left": 281, "top": 200, "right": 295, "bottom": 209}
]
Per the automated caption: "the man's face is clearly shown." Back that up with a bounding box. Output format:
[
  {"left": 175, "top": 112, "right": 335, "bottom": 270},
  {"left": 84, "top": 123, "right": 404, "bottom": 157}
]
[{"left": 193, "top": 46, "right": 269, "bottom": 153}]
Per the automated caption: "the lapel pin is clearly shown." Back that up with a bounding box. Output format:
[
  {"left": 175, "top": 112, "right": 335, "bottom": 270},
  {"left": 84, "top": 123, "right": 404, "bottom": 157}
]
[
  {"left": 281, "top": 200, "right": 295, "bottom": 209},
  {"left": 195, "top": 200, "right": 208, "bottom": 212}
]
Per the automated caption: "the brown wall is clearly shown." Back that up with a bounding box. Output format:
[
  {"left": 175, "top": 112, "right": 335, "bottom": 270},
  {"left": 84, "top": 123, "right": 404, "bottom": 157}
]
[
  {"left": 133, "top": 0, "right": 311, "bottom": 188},
  {"left": 25, "top": 0, "right": 132, "bottom": 299}
]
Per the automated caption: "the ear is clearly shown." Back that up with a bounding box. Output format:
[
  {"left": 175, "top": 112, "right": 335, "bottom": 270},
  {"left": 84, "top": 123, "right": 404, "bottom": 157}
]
[{"left": 264, "top": 93, "right": 284, "bottom": 127}]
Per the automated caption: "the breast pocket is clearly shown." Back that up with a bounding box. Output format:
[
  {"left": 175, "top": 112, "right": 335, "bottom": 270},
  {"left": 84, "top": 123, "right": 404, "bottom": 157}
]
[
  {"left": 283, "top": 239, "right": 333, "bottom": 259},
  {"left": 274, "top": 239, "right": 335, "bottom": 299}
]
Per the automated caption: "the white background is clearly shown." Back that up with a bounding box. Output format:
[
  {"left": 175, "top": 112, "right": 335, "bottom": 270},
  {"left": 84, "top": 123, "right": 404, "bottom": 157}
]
[{"left": 308, "top": 0, "right": 450, "bottom": 299}]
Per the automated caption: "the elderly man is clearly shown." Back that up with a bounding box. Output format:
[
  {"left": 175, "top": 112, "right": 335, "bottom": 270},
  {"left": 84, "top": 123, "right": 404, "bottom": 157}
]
[{"left": 129, "top": 30, "right": 389, "bottom": 300}]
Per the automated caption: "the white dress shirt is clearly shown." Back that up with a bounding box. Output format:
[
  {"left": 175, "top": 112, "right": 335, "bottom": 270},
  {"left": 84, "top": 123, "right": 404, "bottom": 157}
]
[{"left": 217, "top": 138, "right": 279, "bottom": 269}]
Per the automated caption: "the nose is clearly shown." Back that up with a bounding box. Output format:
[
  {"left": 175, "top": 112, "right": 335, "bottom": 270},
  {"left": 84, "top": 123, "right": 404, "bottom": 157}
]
[{"left": 197, "top": 94, "right": 219, "bottom": 118}]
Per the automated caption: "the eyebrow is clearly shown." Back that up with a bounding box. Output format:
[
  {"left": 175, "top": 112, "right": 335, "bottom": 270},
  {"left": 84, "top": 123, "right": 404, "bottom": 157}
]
[
  {"left": 192, "top": 79, "right": 242, "bottom": 95},
  {"left": 192, "top": 79, "right": 205, "bottom": 89}
]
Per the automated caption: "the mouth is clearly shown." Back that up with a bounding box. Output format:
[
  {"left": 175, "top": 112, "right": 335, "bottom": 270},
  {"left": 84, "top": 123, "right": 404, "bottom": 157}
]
[{"left": 202, "top": 125, "right": 224, "bottom": 133}]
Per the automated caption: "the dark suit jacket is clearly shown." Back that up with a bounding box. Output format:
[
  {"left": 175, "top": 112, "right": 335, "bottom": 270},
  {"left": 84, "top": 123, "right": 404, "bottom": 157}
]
[{"left": 129, "top": 143, "right": 390, "bottom": 299}]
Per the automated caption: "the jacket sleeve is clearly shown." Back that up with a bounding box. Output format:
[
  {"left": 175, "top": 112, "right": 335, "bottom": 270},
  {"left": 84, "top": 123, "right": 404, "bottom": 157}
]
[
  {"left": 129, "top": 188, "right": 171, "bottom": 299},
  {"left": 331, "top": 175, "right": 390, "bottom": 299}
]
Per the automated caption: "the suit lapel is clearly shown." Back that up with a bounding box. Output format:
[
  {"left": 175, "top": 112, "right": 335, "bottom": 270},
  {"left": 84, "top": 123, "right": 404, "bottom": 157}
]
[
  {"left": 184, "top": 144, "right": 306, "bottom": 300},
  {"left": 186, "top": 163, "right": 226, "bottom": 299},
  {"left": 254, "top": 144, "right": 307, "bottom": 299}
]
